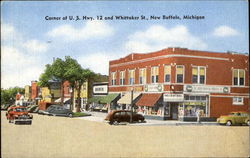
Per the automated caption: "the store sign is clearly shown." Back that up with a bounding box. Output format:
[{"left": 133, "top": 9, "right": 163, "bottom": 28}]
[
  {"left": 163, "top": 93, "right": 184, "bottom": 102},
  {"left": 184, "top": 85, "right": 230, "bottom": 93},
  {"left": 93, "top": 84, "right": 108, "bottom": 95},
  {"left": 144, "top": 84, "right": 163, "bottom": 92}
]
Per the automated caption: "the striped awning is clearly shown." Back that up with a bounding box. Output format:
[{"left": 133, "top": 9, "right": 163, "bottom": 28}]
[
  {"left": 117, "top": 92, "right": 141, "bottom": 104},
  {"left": 135, "top": 93, "right": 162, "bottom": 107}
]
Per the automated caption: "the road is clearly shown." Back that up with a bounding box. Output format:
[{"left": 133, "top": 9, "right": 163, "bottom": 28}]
[{"left": 1, "top": 111, "right": 249, "bottom": 158}]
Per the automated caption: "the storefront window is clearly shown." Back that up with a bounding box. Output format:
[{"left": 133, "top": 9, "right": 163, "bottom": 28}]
[
  {"left": 183, "top": 103, "right": 206, "bottom": 117},
  {"left": 144, "top": 106, "right": 163, "bottom": 116}
]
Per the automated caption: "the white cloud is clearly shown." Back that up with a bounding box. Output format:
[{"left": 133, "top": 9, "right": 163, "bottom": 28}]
[
  {"left": 125, "top": 25, "right": 207, "bottom": 53},
  {"left": 23, "top": 39, "right": 48, "bottom": 53},
  {"left": 212, "top": 25, "right": 239, "bottom": 37},
  {"left": 78, "top": 52, "right": 116, "bottom": 75},
  {"left": 1, "top": 24, "right": 15, "bottom": 40},
  {"left": 47, "top": 21, "right": 114, "bottom": 41},
  {"left": 1, "top": 46, "right": 44, "bottom": 88}
]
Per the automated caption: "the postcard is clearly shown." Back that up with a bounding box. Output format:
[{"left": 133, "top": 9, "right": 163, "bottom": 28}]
[{"left": 1, "top": 1, "right": 249, "bottom": 158}]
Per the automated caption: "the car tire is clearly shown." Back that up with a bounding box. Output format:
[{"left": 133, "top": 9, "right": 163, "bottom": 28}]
[
  {"left": 226, "top": 120, "right": 232, "bottom": 126},
  {"left": 113, "top": 120, "right": 119, "bottom": 125},
  {"left": 68, "top": 113, "right": 73, "bottom": 118},
  {"left": 247, "top": 120, "right": 250, "bottom": 126}
]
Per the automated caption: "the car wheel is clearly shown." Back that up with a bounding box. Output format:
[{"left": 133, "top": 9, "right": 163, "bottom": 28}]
[
  {"left": 68, "top": 113, "right": 73, "bottom": 118},
  {"left": 9, "top": 120, "right": 11, "bottom": 123},
  {"left": 113, "top": 120, "right": 119, "bottom": 125},
  {"left": 247, "top": 120, "right": 250, "bottom": 126},
  {"left": 226, "top": 120, "right": 232, "bottom": 126}
]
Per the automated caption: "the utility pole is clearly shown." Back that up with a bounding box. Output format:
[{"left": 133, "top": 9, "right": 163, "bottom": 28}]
[{"left": 130, "top": 88, "right": 134, "bottom": 123}]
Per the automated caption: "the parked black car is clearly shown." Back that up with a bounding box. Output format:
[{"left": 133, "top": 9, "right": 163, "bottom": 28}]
[
  {"left": 105, "top": 110, "right": 145, "bottom": 125},
  {"left": 46, "top": 105, "right": 73, "bottom": 117}
]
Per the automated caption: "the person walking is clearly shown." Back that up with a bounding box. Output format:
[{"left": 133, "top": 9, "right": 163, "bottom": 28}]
[{"left": 196, "top": 109, "right": 201, "bottom": 123}]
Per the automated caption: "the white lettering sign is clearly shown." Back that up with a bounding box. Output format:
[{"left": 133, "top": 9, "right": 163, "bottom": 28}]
[
  {"left": 163, "top": 93, "right": 184, "bottom": 102},
  {"left": 144, "top": 84, "right": 163, "bottom": 92},
  {"left": 93, "top": 85, "right": 108, "bottom": 94},
  {"left": 184, "top": 85, "right": 230, "bottom": 93}
]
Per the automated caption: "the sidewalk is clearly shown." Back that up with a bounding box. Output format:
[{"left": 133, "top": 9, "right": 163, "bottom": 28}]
[{"left": 76, "top": 114, "right": 218, "bottom": 126}]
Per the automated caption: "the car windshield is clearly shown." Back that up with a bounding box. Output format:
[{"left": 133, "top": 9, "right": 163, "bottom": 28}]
[{"left": 14, "top": 108, "right": 27, "bottom": 112}]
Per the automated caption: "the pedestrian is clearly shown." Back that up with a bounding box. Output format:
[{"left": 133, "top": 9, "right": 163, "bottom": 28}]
[{"left": 196, "top": 109, "right": 201, "bottom": 123}]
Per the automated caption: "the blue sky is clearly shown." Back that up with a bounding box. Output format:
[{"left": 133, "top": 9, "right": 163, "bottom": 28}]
[{"left": 1, "top": 1, "right": 248, "bottom": 89}]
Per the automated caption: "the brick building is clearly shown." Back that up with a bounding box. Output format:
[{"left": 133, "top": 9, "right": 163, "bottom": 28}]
[{"left": 109, "top": 47, "right": 249, "bottom": 121}]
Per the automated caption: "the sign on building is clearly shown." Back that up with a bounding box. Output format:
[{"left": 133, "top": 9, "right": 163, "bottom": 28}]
[
  {"left": 184, "top": 85, "right": 230, "bottom": 93},
  {"left": 144, "top": 84, "right": 163, "bottom": 92},
  {"left": 163, "top": 93, "right": 184, "bottom": 102},
  {"left": 93, "top": 82, "right": 108, "bottom": 95}
]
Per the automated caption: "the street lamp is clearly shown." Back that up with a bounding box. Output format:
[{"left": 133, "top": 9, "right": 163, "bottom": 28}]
[{"left": 130, "top": 87, "right": 134, "bottom": 123}]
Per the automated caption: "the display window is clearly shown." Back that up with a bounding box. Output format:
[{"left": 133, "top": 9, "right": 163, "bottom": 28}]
[{"left": 183, "top": 103, "right": 206, "bottom": 117}]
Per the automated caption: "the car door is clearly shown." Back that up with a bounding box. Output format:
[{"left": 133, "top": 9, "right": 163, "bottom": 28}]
[{"left": 234, "top": 113, "right": 242, "bottom": 124}]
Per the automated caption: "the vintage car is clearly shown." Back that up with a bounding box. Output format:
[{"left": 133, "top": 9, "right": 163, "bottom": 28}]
[
  {"left": 217, "top": 111, "right": 250, "bottom": 126},
  {"left": 105, "top": 110, "right": 145, "bottom": 125},
  {"left": 46, "top": 105, "right": 73, "bottom": 117},
  {"left": 6, "top": 106, "right": 33, "bottom": 124}
]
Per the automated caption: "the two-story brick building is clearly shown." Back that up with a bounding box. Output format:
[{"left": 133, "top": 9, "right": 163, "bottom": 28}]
[{"left": 109, "top": 47, "right": 249, "bottom": 121}]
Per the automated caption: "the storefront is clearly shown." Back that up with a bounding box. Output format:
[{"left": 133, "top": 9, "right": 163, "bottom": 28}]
[
  {"left": 117, "top": 92, "right": 141, "bottom": 110},
  {"left": 135, "top": 93, "right": 164, "bottom": 120},
  {"left": 88, "top": 93, "right": 120, "bottom": 112}
]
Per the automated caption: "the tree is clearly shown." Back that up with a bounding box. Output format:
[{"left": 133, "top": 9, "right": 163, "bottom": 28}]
[
  {"left": 1, "top": 87, "right": 24, "bottom": 105},
  {"left": 39, "top": 56, "right": 83, "bottom": 108},
  {"left": 75, "top": 68, "right": 96, "bottom": 112}
]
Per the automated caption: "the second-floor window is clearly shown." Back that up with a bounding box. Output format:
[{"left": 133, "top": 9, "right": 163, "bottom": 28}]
[
  {"left": 176, "top": 65, "right": 184, "bottom": 83},
  {"left": 233, "top": 69, "right": 245, "bottom": 86},
  {"left": 164, "top": 65, "right": 171, "bottom": 83},
  {"left": 128, "top": 70, "right": 135, "bottom": 85},
  {"left": 139, "top": 68, "right": 146, "bottom": 84},
  {"left": 151, "top": 66, "right": 159, "bottom": 83},
  {"left": 120, "top": 71, "right": 125, "bottom": 85},
  {"left": 192, "top": 66, "right": 205, "bottom": 84},
  {"left": 111, "top": 72, "right": 116, "bottom": 85}
]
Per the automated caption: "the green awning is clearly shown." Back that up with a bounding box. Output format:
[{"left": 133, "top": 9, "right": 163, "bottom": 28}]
[
  {"left": 88, "top": 96, "right": 103, "bottom": 103},
  {"left": 99, "top": 93, "right": 120, "bottom": 104}
]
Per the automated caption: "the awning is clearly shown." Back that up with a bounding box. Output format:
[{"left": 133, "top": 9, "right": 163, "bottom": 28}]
[
  {"left": 117, "top": 93, "right": 141, "bottom": 104},
  {"left": 55, "top": 98, "right": 71, "bottom": 103},
  {"left": 135, "top": 93, "right": 162, "bottom": 107},
  {"left": 88, "top": 96, "right": 103, "bottom": 103},
  {"left": 99, "top": 93, "right": 120, "bottom": 104}
]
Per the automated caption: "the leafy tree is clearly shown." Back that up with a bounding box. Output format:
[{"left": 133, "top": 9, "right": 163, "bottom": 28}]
[{"left": 1, "top": 87, "right": 24, "bottom": 105}]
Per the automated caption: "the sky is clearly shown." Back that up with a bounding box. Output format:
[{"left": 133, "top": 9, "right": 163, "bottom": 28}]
[{"left": 1, "top": 1, "right": 249, "bottom": 89}]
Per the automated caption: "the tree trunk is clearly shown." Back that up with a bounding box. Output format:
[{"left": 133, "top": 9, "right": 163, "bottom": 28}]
[
  {"left": 76, "top": 83, "right": 81, "bottom": 112},
  {"left": 61, "top": 81, "right": 64, "bottom": 106},
  {"left": 70, "top": 84, "right": 75, "bottom": 111}
]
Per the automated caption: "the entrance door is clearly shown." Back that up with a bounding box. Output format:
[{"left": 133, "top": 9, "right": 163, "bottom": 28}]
[{"left": 171, "top": 103, "right": 178, "bottom": 120}]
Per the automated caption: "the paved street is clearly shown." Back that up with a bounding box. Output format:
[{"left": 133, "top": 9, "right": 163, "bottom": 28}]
[{"left": 1, "top": 111, "right": 249, "bottom": 158}]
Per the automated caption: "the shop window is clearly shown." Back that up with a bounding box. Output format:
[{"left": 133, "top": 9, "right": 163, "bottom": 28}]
[
  {"left": 184, "top": 103, "right": 207, "bottom": 117},
  {"left": 139, "top": 68, "right": 146, "bottom": 84},
  {"left": 111, "top": 72, "right": 116, "bottom": 85},
  {"left": 128, "top": 70, "right": 135, "bottom": 85},
  {"left": 233, "top": 69, "right": 245, "bottom": 86},
  {"left": 120, "top": 71, "right": 125, "bottom": 85},
  {"left": 232, "top": 97, "right": 244, "bottom": 105},
  {"left": 176, "top": 65, "right": 184, "bottom": 83},
  {"left": 164, "top": 65, "right": 171, "bottom": 83},
  {"left": 151, "top": 66, "right": 159, "bottom": 83},
  {"left": 192, "top": 66, "right": 205, "bottom": 84}
]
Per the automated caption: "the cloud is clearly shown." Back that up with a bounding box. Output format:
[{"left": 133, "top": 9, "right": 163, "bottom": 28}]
[
  {"left": 47, "top": 21, "right": 114, "bottom": 41},
  {"left": 23, "top": 39, "right": 48, "bottom": 53},
  {"left": 1, "top": 46, "right": 44, "bottom": 88},
  {"left": 124, "top": 25, "right": 207, "bottom": 53},
  {"left": 78, "top": 52, "right": 116, "bottom": 75},
  {"left": 212, "top": 25, "right": 239, "bottom": 37}
]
